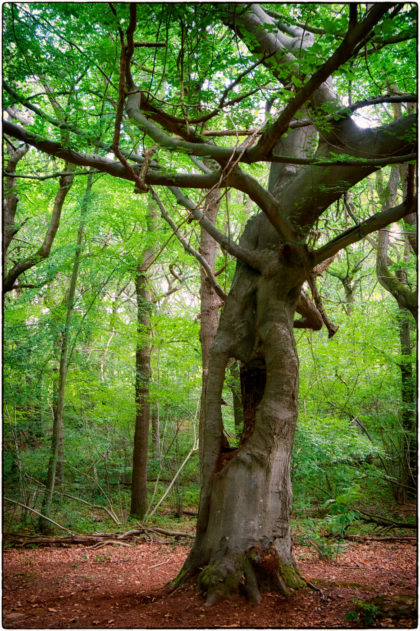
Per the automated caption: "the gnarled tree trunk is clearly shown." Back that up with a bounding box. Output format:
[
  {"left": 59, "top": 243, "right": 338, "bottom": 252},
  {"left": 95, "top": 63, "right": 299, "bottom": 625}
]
[
  {"left": 178, "top": 129, "right": 313, "bottom": 601},
  {"left": 180, "top": 246, "right": 306, "bottom": 602}
]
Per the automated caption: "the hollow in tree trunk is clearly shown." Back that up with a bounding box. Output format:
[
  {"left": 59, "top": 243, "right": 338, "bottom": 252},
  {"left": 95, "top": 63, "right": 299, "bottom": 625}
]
[{"left": 179, "top": 240, "right": 307, "bottom": 602}]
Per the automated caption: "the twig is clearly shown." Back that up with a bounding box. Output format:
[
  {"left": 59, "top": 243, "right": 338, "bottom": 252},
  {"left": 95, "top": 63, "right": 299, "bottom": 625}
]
[
  {"left": 150, "top": 187, "right": 226, "bottom": 300},
  {"left": 4, "top": 497, "right": 73, "bottom": 534},
  {"left": 134, "top": 524, "right": 194, "bottom": 539},
  {"left": 342, "top": 534, "right": 416, "bottom": 543},
  {"left": 4, "top": 170, "right": 99, "bottom": 180},
  {"left": 147, "top": 433, "right": 199, "bottom": 519},
  {"left": 148, "top": 526, "right": 194, "bottom": 539},
  {"left": 357, "top": 509, "right": 416, "bottom": 529},
  {"left": 89, "top": 540, "right": 132, "bottom": 549},
  {"left": 24, "top": 473, "right": 120, "bottom": 525},
  {"left": 150, "top": 559, "right": 172, "bottom": 569}
]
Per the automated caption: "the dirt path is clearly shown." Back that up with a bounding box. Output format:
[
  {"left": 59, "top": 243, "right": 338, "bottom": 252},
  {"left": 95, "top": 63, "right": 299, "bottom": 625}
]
[{"left": 2, "top": 540, "right": 416, "bottom": 628}]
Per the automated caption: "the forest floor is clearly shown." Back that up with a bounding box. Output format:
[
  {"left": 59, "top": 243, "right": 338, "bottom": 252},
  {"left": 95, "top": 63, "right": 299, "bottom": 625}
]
[{"left": 2, "top": 538, "right": 417, "bottom": 629}]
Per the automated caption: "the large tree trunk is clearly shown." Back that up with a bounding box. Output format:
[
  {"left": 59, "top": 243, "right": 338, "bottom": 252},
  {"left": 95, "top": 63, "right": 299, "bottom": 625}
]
[
  {"left": 180, "top": 248, "right": 305, "bottom": 602},
  {"left": 177, "top": 130, "right": 311, "bottom": 601}
]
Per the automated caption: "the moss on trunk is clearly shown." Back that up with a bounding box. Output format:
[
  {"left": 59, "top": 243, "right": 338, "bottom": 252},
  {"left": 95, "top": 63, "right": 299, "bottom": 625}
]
[{"left": 177, "top": 542, "right": 306, "bottom": 605}]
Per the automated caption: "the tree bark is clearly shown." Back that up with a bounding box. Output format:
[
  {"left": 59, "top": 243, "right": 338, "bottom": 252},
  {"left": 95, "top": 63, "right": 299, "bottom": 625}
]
[
  {"left": 3, "top": 142, "right": 29, "bottom": 268},
  {"left": 151, "top": 404, "right": 160, "bottom": 460},
  {"left": 130, "top": 202, "right": 157, "bottom": 518},
  {"left": 228, "top": 361, "right": 244, "bottom": 440},
  {"left": 177, "top": 128, "right": 312, "bottom": 600},
  {"left": 179, "top": 251, "right": 306, "bottom": 602},
  {"left": 130, "top": 267, "right": 152, "bottom": 518},
  {"left": 397, "top": 302, "right": 416, "bottom": 499},
  {"left": 198, "top": 187, "right": 223, "bottom": 449}
]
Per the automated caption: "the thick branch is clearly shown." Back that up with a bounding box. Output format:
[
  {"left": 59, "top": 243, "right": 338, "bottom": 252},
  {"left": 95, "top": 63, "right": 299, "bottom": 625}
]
[
  {"left": 312, "top": 197, "right": 417, "bottom": 265},
  {"left": 2, "top": 120, "right": 223, "bottom": 189},
  {"left": 267, "top": 8, "right": 416, "bottom": 47},
  {"left": 4, "top": 167, "right": 76, "bottom": 293},
  {"left": 245, "top": 4, "right": 392, "bottom": 159},
  {"left": 284, "top": 113, "right": 417, "bottom": 230},
  {"left": 294, "top": 291, "right": 323, "bottom": 331},
  {"left": 3, "top": 143, "right": 30, "bottom": 260},
  {"left": 167, "top": 187, "right": 259, "bottom": 270}
]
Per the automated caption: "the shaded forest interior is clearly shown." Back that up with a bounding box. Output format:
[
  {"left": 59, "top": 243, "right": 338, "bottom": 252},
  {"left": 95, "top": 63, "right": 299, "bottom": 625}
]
[{"left": 3, "top": 1, "right": 417, "bottom": 618}]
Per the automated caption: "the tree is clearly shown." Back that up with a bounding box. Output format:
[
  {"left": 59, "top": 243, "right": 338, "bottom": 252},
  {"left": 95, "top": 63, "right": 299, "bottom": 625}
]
[
  {"left": 375, "top": 162, "right": 417, "bottom": 498},
  {"left": 130, "top": 201, "right": 157, "bottom": 518},
  {"left": 3, "top": 2, "right": 416, "bottom": 601},
  {"left": 40, "top": 173, "right": 94, "bottom": 532}
]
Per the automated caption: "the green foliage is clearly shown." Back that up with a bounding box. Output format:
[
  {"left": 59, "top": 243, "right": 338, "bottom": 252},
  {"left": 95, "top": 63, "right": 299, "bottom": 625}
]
[
  {"left": 346, "top": 599, "right": 380, "bottom": 626},
  {"left": 2, "top": 2, "right": 417, "bottom": 538}
]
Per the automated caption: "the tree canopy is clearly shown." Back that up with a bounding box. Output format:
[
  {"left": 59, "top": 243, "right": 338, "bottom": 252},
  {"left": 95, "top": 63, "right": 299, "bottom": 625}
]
[{"left": 3, "top": 0, "right": 417, "bottom": 606}]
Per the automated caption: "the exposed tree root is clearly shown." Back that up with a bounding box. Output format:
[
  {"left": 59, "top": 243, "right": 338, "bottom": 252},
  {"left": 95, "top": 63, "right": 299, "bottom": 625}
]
[{"left": 194, "top": 545, "right": 306, "bottom": 605}]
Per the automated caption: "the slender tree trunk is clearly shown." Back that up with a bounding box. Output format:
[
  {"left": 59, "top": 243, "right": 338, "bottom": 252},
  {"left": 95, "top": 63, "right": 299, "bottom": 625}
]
[
  {"left": 396, "top": 266, "right": 417, "bottom": 499},
  {"left": 39, "top": 174, "right": 93, "bottom": 532},
  {"left": 199, "top": 189, "right": 223, "bottom": 414},
  {"left": 375, "top": 164, "right": 417, "bottom": 499},
  {"left": 198, "top": 187, "right": 224, "bottom": 473},
  {"left": 130, "top": 203, "right": 157, "bottom": 518},
  {"left": 130, "top": 267, "right": 152, "bottom": 517}
]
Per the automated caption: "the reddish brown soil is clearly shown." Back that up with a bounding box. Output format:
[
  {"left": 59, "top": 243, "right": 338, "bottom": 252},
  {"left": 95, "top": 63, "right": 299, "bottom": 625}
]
[{"left": 2, "top": 540, "right": 417, "bottom": 628}]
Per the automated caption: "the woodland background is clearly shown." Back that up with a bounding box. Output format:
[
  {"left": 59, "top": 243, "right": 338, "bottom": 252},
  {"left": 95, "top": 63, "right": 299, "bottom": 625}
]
[{"left": 3, "top": 1, "right": 416, "bottom": 556}]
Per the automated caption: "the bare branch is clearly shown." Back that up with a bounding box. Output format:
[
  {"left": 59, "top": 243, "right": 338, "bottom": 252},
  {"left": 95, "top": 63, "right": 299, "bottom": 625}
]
[
  {"left": 149, "top": 187, "right": 227, "bottom": 301},
  {"left": 4, "top": 165, "right": 76, "bottom": 293},
  {"left": 312, "top": 197, "right": 417, "bottom": 266},
  {"left": 4, "top": 170, "right": 98, "bottom": 180},
  {"left": 167, "top": 186, "right": 259, "bottom": 270},
  {"left": 4, "top": 497, "right": 73, "bottom": 534}
]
